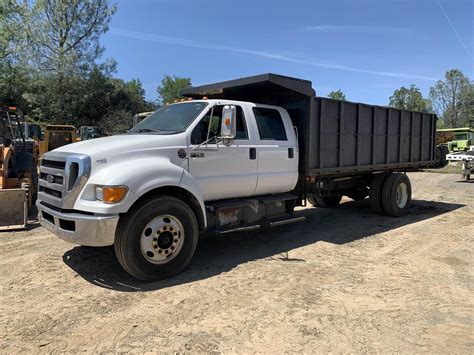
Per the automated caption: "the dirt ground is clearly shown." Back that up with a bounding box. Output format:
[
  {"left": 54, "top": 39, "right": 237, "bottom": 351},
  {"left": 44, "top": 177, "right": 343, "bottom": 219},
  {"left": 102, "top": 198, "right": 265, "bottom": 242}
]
[{"left": 0, "top": 172, "right": 472, "bottom": 353}]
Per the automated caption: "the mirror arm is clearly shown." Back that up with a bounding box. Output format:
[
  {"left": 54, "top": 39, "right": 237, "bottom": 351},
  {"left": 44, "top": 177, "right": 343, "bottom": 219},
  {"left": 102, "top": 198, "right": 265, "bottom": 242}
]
[{"left": 205, "top": 106, "right": 214, "bottom": 151}]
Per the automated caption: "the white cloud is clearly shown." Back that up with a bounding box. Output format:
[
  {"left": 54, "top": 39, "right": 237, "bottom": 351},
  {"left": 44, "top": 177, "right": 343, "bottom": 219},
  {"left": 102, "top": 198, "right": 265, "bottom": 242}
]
[
  {"left": 110, "top": 28, "right": 438, "bottom": 81},
  {"left": 305, "top": 25, "right": 409, "bottom": 34}
]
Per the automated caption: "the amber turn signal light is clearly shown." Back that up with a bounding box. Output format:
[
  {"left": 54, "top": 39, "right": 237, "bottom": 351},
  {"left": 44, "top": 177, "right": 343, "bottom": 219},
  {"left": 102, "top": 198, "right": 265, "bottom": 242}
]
[
  {"left": 96, "top": 186, "right": 128, "bottom": 203},
  {"left": 103, "top": 186, "right": 128, "bottom": 203}
]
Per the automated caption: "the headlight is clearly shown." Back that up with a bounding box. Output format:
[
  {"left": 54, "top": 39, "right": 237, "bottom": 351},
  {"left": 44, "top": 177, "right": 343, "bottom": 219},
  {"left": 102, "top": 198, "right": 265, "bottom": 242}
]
[{"left": 95, "top": 186, "right": 128, "bottom": 204}]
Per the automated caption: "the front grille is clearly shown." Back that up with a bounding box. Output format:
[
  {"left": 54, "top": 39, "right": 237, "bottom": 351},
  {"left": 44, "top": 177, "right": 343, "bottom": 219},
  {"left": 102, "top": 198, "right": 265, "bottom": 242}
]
[
  {"left": 38, "top": 153, "right": 91, "bottom": 209},
  {"left": 39, "top": 185, "right": 62, "bottom": 198},
  {"left": 41, "top": 159, "right": 66, "bottom": 169},
  {"left": 39, "top": 172, "right": 64, "bottom": 185}
]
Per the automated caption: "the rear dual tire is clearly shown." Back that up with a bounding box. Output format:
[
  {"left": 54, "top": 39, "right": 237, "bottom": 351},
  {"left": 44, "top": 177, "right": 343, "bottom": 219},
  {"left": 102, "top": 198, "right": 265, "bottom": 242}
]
[{"left": 370, "top": 173, "right": 411, "bottom": 217}]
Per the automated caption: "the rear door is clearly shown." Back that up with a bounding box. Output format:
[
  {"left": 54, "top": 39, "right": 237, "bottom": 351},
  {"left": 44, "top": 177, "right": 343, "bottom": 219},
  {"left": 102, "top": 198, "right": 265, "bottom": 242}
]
[{"left": 251, "top": 105, "right": 298, "bottom": 195}]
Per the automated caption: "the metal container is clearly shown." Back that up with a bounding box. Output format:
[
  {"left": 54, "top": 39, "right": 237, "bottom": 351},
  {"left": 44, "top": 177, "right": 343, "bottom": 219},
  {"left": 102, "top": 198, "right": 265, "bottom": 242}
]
[{"left": 182, "top": 73, "right": 436, "bottom": 177}]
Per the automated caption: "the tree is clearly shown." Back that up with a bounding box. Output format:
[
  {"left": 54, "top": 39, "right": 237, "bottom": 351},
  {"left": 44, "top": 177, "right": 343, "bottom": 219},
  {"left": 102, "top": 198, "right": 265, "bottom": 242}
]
[
  {"left": 389, "top": 85, "right": 432, "bottom": 113},
  {"left": 98, "top": 109, "right": 133, "bottom": 135},
  {"left": 328, "top": 89, "right": 346, "bottom": 101},
  {"left": 18, "top": 0, "right": 115, "bottom": 122},
  {"left": 21, "top": 0, "right": 116, "bottom": 76},
  {"left": 157, "top": 75, "right": 191, "bottom": 104},
  {"left": 0, "top": 0, "right": 22, "bottom": 61},
  {"left": 429, "top": 69, "right": 474, "bottom": 128},
  {"left": 0, "top": 0, "right": 30, "bottom": 107}
]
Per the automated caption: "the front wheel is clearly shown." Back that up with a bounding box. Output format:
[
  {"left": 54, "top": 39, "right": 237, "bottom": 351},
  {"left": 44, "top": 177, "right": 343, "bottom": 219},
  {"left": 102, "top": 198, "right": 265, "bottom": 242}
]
[{"left": 115, "top": 196, "right": 199, "bottom": 281}]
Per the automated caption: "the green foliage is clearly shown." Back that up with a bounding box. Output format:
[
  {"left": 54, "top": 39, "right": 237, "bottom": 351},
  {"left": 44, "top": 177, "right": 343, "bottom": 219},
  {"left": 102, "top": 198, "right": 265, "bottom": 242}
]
[
  {"left": 328, "top": 89, "right": 346, "bottom": 101},
  {"left": 157, "top": 75, "right": 192, "bottom": 104},
  {"left": 21, "top": 0, "right": 117, "bottom": 76},
  {"left": 389, "top": 85, "right": 432, "bottom": 113},
  {"left": 0, "top": 0, "right": 22, "bottom": 61},
  {"left": 429, "top": 69, "right": 474, "bottom": 128},
  {"left": 22, "top": 69, "right": 155, "bottom": 127},
  {"left": 436, "top": 119, "right": 445, "bottom": 129},
  {"left": 0, "top": 1, "right": 154, "bottom": 134},
  {"left": 98, "top": 109, "right": 133, "bottom": 135}
]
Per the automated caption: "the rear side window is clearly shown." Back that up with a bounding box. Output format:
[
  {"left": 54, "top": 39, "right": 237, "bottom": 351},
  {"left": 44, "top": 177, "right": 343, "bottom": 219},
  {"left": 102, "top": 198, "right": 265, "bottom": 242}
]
[{"left": 253, "top": 108, "right": 287, "bottom": 141}]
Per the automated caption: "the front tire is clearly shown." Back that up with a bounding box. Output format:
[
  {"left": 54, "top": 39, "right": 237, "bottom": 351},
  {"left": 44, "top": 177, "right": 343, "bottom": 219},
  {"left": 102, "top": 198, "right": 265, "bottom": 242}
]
[{"left": 115, "top": 196, "right": 199, "bottom": 281}]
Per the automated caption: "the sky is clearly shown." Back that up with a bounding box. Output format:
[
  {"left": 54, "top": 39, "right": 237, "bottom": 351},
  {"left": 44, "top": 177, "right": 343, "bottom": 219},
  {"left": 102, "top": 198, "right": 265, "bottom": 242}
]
[{"left": 100, "top": 0, "right": 474, "bottom": 105}]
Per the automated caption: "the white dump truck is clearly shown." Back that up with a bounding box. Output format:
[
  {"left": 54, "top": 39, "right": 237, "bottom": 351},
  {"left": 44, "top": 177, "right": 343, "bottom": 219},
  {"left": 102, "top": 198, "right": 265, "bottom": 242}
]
[{"left": 37, "top": 74, "right": 437, "bottom": 281}]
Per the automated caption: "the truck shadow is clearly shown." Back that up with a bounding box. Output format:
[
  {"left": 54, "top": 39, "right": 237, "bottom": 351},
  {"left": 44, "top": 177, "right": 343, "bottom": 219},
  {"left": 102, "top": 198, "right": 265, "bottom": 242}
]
[{"left": 62, "top": 199, "right": 464, "bottom": 292}]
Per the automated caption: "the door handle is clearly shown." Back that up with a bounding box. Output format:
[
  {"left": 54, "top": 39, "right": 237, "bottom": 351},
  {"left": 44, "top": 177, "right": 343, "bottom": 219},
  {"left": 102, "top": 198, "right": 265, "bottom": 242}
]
[
  {"left": 288, "top": 148, "right": 294, "bottom": 159},
  {"left": 249, "top": 147, "right": 256, "bottom": 160}
]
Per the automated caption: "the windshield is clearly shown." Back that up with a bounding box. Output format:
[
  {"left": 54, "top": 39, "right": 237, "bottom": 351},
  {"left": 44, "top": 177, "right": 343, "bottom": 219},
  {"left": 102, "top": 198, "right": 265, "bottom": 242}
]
[
  {"left": 129, "top": 102, "right": 208, "bottom": 134},
  {"left": 49, "top": 131, "right": 73, "bottom": 150}
]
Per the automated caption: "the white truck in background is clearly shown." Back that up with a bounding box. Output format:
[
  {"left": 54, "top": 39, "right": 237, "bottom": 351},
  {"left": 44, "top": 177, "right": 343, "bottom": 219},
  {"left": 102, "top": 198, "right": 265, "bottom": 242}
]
[{"left": 37, "top": 74, "right": 437, "bottom": 281}]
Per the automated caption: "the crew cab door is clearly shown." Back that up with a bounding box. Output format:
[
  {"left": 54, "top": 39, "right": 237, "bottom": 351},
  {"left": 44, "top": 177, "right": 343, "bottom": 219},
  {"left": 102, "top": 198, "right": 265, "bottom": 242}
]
[
  {"left": 251, "top": 105, "right": 299, "bottom": 195},
  {"left": 188, "top": 103, "right": 257, "bottom": 201}
]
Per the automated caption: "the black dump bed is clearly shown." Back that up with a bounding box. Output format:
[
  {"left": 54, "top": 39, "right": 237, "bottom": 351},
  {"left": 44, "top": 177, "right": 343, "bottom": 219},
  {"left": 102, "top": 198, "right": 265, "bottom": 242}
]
[{"left": 182, "top": 73, "right": 436, "bottom": 177}]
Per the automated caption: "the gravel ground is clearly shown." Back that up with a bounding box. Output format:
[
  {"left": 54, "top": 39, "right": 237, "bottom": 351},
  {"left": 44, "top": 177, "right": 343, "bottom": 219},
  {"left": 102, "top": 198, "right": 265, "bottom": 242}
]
[{"left": 0, "top": 172, "right": 472, "bottom": 353}]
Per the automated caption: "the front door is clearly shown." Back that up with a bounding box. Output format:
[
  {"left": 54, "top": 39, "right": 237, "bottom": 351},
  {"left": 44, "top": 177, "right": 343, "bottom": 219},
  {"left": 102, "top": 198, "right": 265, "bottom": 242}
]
[{"left": 188, "top": 104, "right": 257, "bottom": 201}]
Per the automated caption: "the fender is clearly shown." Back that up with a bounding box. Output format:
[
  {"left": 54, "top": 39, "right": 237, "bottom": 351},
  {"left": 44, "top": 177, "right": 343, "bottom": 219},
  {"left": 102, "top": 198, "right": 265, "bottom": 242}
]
[
  {"left": 73, "top": 157, "right": 207, "bottom": 227},
  {"left": 179, "top": 168, "right": 207, "bottom": 227},
  {"left": 74, "top": 156, "right": 205, "bottom": 215}
]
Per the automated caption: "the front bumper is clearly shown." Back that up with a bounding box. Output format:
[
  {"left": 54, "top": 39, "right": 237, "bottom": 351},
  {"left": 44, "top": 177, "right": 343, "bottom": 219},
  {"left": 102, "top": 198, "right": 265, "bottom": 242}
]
[{"left": 37, "top": 201, "right": 119, "bottom": 247}]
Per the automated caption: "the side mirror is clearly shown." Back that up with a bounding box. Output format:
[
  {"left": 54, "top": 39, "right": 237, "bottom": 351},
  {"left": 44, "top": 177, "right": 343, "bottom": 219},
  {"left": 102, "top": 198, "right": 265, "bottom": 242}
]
[{"left": 220, "top": 105, "right": 236, "bottom": 140}]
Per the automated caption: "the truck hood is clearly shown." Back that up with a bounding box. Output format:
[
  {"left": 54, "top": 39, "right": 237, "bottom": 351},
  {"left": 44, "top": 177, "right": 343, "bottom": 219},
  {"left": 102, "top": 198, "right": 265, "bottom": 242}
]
[{"left": 51, "top": 133, "right": 187, "bottom": 160}]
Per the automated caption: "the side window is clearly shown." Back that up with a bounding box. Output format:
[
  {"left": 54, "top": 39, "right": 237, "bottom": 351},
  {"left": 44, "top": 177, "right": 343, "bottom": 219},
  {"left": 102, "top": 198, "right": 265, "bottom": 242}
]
[
  {"left": 235, "top": 106, "right": 248, "bottom": 140},
  {"left": 253, "top": 107, "right": 287, "bottom": 141},
  {"left": 191, "top": 105, "right": 248, "bottom": 144}
]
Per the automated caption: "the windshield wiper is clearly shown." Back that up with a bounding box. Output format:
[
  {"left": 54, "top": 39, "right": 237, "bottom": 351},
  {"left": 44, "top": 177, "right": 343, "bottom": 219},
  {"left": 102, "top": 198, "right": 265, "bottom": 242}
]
[{"left": 131, "top": 128, "right": 161, "bottom": 133}]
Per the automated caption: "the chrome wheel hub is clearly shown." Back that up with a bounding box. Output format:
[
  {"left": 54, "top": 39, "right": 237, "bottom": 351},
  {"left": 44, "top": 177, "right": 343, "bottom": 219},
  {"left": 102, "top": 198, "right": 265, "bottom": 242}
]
[
  {"left": 140, "top": 215, "right": 184, "bottom": 264},
  {"left": 396, "top": 182, "right": 408, "bottom": 208}
]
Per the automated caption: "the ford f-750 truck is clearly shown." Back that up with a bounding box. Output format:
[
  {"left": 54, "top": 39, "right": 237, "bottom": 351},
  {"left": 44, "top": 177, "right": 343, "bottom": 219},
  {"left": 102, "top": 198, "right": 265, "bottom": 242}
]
[{"left": 37, "top": 74, "right": 437, "bottom": 281}]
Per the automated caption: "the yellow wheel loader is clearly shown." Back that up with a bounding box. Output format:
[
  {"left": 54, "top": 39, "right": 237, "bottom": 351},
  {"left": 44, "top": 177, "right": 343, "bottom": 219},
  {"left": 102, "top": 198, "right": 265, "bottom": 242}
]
[{"left": 0, "top": 107, "right": 37, "bottom": 230}]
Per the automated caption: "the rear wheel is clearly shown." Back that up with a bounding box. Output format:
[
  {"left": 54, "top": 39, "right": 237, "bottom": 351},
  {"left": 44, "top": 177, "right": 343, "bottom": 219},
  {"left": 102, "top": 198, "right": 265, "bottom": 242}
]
[
  {"left": 433, "top": 146, "right": 442, "bottom": 168},
  {"left": 115, "top": 196, "right": 199, "bottom": 281},
  {"left": 440, "top": 145, "right": 449, "bottom": 167},
  {"left": 369, "top": 173, "right": 389, "bottom": 214},
  {"left": 381, "top": 173, "right": 412, "bottom": 217},
  {"left": 307, "top": 195, "right": 342, "bottom": 208}
]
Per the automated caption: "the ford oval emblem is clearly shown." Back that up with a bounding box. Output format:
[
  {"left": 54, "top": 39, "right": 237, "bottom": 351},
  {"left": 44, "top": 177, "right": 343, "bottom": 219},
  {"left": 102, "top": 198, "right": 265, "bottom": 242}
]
[
  {"left": 177, "top": 149, "right": 186, "bottom": 159},
  {"left": 46, "top": 174, "right": 55, "bottom": 184}
]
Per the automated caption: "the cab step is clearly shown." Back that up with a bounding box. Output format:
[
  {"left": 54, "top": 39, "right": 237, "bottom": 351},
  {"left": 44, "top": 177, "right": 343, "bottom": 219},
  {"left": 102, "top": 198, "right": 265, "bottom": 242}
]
[{"left": 266, "top": 215, "right": 305, "bottom": 227}]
